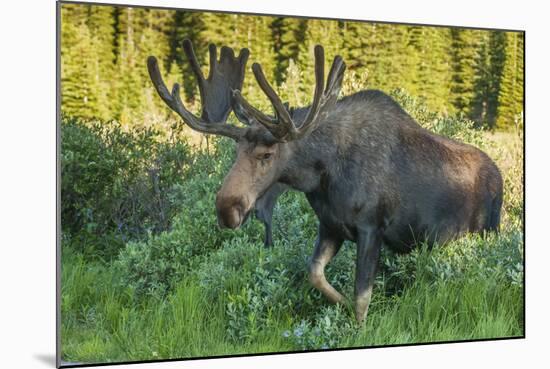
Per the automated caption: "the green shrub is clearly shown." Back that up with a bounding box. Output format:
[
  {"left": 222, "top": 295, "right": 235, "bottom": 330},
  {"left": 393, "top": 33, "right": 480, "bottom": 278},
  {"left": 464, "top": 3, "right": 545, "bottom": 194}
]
[
  {"left": 379, "top": 230, "right": 523, "bottom": 296},
  {"left": 282, "top": 305, "right": 357, "bottom": 350},
  {"left": 390, "top": 88, "right": 485, "bottom": 148},
  {"left": 198, "top": 237, "right": 308, "bottom": 344},
  {"left": 114, "top": 139, "right": 320, "bottom": 300},
  {"left": 114, "top": 137, "right": 242, "bottom": 296},
  {"left": 61, "top": 116, "right": 191, "bottom": 259},
  {"left": 193, "top": 221, "right": 357, "bottom": 344}
]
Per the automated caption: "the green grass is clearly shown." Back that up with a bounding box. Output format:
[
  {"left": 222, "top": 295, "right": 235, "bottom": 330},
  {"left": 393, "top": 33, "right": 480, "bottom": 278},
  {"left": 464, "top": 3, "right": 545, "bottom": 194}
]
[
  {"left": 61, "top": 229, "right": 523, "bottom": 363},
  {"left": 61, "top": 251, "right": 294, "bottom": 364},
  {"left": 60, "top": 102, "right": 524, "bottom": 364},
  {"left": 352, "top": 267, "right": 522, "bottom": 346}
]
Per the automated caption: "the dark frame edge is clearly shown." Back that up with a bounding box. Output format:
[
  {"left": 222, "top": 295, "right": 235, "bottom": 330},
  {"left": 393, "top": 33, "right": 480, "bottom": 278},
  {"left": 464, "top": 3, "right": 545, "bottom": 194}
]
[
  {"left": 56, "top": 1, "right": 62, "bottom": 368},
  {"left": 522, "top": 29, "right": 526, "bottom": 340}
]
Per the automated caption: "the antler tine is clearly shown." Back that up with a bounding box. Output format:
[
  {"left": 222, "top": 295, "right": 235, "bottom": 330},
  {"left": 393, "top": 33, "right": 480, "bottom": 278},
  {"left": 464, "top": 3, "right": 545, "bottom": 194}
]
[
  {"left": 234, "top": 45, "right": 346, "bottom": 142},
  {"left": 220, "top": 45, "right": 236, "bottom": 63},
  {"left": 325, "top": 55, "right": 346, "bottom": 100},
  {"left": 147, "top": 55, "right": 245, "bottom": 140},
  {"left": 237, "top": 48, "right": 250, "bottom": 92},
  {"left": 238, "top": 48, "right": 249, "bottom": 70},
  {"left": 289, "top": 45, "right": 327, "bottom": 139},
  {"left": 207, "top": 43, "right": 218, "bottom": 80},
  {"left": 231, "top": 89, "right": 284, "bottom": 138},
  {"left": 250, "top": 63, "right": 295, "bottom": 133},
  {"left": 304, "top": 45, "right": 326, "bottom": 122},
  {"left": 182, "top": 40, "right": 205, "bottom": 85},
  {"left": 147, "top": 56, "right": 178, "bottom": 110}
]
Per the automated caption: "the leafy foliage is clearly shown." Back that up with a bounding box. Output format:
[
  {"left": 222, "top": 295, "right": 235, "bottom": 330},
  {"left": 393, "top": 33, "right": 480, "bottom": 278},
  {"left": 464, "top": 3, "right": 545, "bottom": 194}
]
[
  {"left": 61, "top": 116, "right": 190, "bottom": 259},
  {"left": 391, "top": 89, "right": 485, "bottom": 148},
  {"left": 282, "top": 306, "right": 357, "bottom": 350}
]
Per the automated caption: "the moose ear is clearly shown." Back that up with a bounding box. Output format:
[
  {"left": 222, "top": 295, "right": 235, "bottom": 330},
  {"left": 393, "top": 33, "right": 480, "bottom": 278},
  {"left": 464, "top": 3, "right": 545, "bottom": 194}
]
[{"left": 231, "top": 90, "right": 253, "bottom": 126}]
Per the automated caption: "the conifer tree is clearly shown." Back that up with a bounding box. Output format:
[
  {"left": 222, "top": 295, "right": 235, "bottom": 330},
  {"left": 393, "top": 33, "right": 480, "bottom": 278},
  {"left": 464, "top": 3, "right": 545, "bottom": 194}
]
[
  {"left": 138, "top": 8, "right": 175, "bottom": 123},
  {"left": 470, "top": 32, "right": 491, "bottom": 124},
  {"left": 449, "top": 29, "right": 481, "bottom": 115},
  {"left": 341, "top": 21, "right": 370, "bottom": 72},
  {"left": 497, "top": 32, "right": 524, "bottom": 129},
  {"left": 169, "top": 10, "right": 206, "bottom": 100},
  {"left": 86, "top": 5, "right": 116, "bottom": 120},
  {"left": 271, "top": 17, "right": 307, "bottom": 86},
  {"left": 112, "top": 7, "right": 145, "bottom": 124},
  {"left": 239, "top": 15, "right": 277, "bottom": 104},
  {"left": 486, "top": 31, "right": 507, "bottom": 127},
  {"left": 358, "top": 22, "right": 383, "bottom": 89},
  {"left": 297, "top": 19, "right": 343, "bottom": 99},
  {"left": 406, "top": 26, "right": 452, "bottom": 112},
  {"left": 471, "top": 30, "right": 506, "bottom": 127},
  {"left": 61, "top": 4, "right": 102, "bottom": 119},
  {"left": 364, "top": 23, "right": 410, "bottom": 92}
]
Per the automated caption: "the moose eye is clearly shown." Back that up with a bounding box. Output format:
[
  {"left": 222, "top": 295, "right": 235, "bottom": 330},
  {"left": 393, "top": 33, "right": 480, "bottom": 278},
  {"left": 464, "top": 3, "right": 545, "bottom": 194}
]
[{"left": 258, "top": 153, "right": 273, "bottom": 161}]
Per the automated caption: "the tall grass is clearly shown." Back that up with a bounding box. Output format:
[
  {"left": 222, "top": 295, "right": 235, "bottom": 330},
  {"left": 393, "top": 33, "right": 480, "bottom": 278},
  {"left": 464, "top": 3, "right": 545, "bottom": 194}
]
[
  {"left": 61, "top": 227, "right": 523, "bottom": 362},
  {"left": 61, "top": 249, "right": 295, "bottom": 363}
]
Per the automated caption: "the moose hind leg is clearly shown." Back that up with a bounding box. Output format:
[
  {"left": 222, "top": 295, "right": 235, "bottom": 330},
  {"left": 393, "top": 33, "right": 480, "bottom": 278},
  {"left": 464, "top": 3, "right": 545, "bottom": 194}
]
[
  {"left": 355, "top": 227, "right": 382, "bottom": 323},
  {"left": 308, "top": 225, "right": 345, "bottom": 304}
]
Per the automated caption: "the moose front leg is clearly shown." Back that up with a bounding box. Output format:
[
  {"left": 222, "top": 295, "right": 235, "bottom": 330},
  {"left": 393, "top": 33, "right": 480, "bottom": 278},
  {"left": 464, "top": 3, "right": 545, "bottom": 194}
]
[
  {"left": 308, "top": 224, "right": 345, "bottom": 304},
  {"left": 263, "top": 220, "right": 273, "bottom": 247},
  {"left": 355, "top": 226, "right": 382, "bottom": 323},
  {"left": 254, "top": 183, "right": 287, "bottom": 247}
]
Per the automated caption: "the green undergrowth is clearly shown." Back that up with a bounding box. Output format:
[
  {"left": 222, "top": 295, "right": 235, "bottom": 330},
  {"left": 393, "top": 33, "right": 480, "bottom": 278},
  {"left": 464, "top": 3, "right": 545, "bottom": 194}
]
[{"left": 61, "top": 91, "right": 524, "bottom": 364}]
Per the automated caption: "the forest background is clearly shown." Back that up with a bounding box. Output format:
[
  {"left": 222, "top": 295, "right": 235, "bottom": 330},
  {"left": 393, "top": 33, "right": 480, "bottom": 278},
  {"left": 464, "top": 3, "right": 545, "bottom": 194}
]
[{"left": 61, "top": 3, "right": 524, "bottom": 131}]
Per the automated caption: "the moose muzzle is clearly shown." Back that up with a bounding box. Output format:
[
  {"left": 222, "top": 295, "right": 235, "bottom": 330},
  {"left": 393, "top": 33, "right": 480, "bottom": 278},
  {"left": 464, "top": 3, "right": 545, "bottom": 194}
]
[{"left": 215, "top": 192, "right": 249, "bottom": 229}]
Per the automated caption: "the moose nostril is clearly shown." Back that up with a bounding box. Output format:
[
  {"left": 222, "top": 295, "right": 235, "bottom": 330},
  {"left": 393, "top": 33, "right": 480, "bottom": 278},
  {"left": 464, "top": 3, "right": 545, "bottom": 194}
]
[
  {"left": 229, "top": 208, "right": 243, "bottom": 229},
  {"left": 216, "top": 202, "right": 244, "bottom": 230}
]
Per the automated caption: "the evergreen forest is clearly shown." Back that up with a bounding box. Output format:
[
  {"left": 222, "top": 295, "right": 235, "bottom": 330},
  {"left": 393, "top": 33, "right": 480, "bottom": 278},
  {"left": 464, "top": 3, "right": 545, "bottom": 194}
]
[{"left": 61, "top": 3, "right": 524, "bottom": 130}]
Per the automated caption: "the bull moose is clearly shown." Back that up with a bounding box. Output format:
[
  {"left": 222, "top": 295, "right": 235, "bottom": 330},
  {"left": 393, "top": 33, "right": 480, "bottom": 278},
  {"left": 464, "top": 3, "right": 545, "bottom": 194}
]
[{"left": 147, "top": 40, "right": 503, "bottom": 323}]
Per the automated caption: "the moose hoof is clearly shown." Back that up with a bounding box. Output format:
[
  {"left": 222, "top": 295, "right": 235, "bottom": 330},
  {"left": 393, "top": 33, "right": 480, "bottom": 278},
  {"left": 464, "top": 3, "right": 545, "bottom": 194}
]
[{"left": 355, "top": 296, "right": 371, "bottom": 323}]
